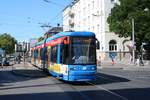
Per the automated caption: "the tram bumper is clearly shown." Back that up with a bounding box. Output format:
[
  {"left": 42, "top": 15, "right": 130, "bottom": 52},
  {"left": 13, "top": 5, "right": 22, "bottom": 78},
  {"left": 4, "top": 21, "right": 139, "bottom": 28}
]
[{"left": 68, "top": 70, "right": 96, "bottom": 81}]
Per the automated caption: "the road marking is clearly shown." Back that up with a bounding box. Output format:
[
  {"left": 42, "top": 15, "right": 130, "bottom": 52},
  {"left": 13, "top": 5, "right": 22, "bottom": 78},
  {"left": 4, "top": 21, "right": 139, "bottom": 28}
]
[
  {"left": 96, "top": 74, "right": 117, "bottom": 82},
  {"left": 86, "top": 81, "right": 129, "bottom": 100},
  {"left": 49, "top": 77, "right": 92, "bottom": 100},
  {"left": 69, "top": 84, "right": 92, "bottom": 100}
]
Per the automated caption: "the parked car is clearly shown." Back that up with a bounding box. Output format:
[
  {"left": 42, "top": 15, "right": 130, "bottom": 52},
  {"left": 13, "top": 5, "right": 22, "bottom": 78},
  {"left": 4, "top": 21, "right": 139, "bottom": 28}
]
[{"left": 0, "top": 57, "right": 9, "bottom": 66}]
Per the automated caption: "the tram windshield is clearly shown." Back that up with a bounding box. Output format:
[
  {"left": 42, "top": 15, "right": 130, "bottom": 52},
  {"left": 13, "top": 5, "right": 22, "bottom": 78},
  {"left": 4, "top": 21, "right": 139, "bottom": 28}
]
[{"left": 71, "top": 37, "right": 96, "bottom": 65}]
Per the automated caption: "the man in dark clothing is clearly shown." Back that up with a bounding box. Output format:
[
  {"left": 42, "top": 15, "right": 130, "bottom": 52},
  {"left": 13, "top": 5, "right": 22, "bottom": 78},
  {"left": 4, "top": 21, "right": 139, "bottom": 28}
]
[{"left": 17, "top": 55, "right": 21, "bottom": 64}]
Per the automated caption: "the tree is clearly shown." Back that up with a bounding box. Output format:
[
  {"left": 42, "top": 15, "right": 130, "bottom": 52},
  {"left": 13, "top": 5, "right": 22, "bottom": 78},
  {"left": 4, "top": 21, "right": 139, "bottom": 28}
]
[
  {"left": 0, "top": 33, "right": 17, "bottom": 54},
  {"left": 107, "top": 0, "right": 150, "bottom": 53}
]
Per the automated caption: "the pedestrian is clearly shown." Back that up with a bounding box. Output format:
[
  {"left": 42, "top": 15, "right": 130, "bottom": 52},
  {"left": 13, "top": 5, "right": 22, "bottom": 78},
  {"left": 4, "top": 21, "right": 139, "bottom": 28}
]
[
  {"left": 109, "top": 52, "right": 116, "bottom": 65},
  {"left": 111, "top": 58, "right": 115, "bottom": 65},
  {"left": 97, "top": 55, "right": 101, "bottom": 66},
  {"left": 139, "top": 54, "right": 144, "bottom": 66},
  {"left": 130, "top": 56, "right": 133, "bottom": 64},
  {"left": 17, "top": 55, "right": 21, "bottom": 64}
]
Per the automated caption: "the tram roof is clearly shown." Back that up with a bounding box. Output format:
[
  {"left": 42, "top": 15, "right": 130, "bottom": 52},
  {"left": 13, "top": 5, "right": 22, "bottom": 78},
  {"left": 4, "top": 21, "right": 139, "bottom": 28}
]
[
  {"left": 46, "top": 31, "right": 95, "bottom": 42},
  {"left": 31, "top": 31, "right": 95, "bottom": 48},
  {"left": 31, "top": 40, "right": 44, "bottom": 48},
  {"left": 36, "top": 40, "right": 44, "bottom": 45}
]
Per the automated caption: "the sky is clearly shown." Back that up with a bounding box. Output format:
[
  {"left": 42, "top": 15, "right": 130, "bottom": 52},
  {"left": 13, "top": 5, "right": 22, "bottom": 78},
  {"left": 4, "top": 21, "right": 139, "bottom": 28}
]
[{"left": 0, "top": 0, "right": 71, "bottom": 42}]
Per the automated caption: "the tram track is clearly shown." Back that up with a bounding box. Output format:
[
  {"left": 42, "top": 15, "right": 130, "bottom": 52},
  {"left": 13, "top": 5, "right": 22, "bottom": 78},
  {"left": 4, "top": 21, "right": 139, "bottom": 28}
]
[
  {"left": 48, "top": 73, "right": 130, "bottom": 100},
  {"left": 66, "top": 80, "right": 129, "bottom": 100},
  {"left": 48, "top": 76, "right": 92, "bottom": 100},
  {"left": 9, "top": 62, "right": 130, "bottom": 100},
  {"left": 91, "top": 72, "right": 150, "bottom": 100},
  {"left": 96, "top": 71, "right": 150, "bottom": 87},
  {"left": 67, "top": 72, "right": 131, "bottom": 100},
  {"left": 68, "top": 84, "right": 92, "bottom": 100},
  {"left": 9, "top": 70, "right": 129, "bottom": 100},
  {"left": 86, "top": 81, "right": 129, "bottom": 100}
]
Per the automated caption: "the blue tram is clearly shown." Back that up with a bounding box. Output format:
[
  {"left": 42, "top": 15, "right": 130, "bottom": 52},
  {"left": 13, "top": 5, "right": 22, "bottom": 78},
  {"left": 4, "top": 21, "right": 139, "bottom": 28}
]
[{"left": 31, "top": 31, "right": 97, "bottom": 81}]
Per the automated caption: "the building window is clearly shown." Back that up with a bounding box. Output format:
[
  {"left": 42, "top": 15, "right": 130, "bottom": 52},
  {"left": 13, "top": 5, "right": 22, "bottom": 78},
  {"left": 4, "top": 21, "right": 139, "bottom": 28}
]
[
  {"left": 111, "top": 0, "right": 114, "bottom": 2},
  {"left": 111, "top": 0, "right": 117, "bottom": 3},
  {"left": 92, "top": 1, "right": 94, "bottom": 9},
  {"left": 109, "top": 40, "right": 117, "bottom": 51}
]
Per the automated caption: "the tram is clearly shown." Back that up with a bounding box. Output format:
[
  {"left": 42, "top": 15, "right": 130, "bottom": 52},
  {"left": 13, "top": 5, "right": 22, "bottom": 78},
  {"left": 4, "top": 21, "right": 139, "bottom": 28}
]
[{"left": 31, "top": 31, "right": 97, "bottom": 81}]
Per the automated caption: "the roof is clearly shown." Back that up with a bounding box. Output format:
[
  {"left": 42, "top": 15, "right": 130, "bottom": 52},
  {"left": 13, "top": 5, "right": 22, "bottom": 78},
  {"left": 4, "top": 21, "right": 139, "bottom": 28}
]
[
  {"left": 31, "top": 31, "right": 95, "bottom": 48},
  {"left": 46, "top": 31, "right": 95, "bottom": 42},
  {"left": 44, "top": 27, "right": 63, "bottom": 35}
]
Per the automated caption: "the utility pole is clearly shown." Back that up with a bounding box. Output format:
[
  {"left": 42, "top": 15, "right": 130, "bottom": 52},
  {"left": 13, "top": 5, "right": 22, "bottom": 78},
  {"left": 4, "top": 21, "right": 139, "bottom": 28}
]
[
  {"left": 132, "top": 18, "right": 135, "bottom": 64},
  {"left": 15, "top": 44, "right": 17, "bottom": 64}
]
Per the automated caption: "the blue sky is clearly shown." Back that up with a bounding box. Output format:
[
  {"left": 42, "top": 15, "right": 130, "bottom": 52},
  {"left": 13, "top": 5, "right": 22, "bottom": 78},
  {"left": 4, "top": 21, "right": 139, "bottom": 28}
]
[{"left": 0, "top": 0, "right": 71, "bottom": 42}]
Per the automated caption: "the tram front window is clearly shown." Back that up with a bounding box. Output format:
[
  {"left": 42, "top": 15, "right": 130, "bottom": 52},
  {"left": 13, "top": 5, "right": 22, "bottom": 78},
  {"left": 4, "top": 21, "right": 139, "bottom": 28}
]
[{"left": 71, "top": 37, "right": 96, "bottom": 65}]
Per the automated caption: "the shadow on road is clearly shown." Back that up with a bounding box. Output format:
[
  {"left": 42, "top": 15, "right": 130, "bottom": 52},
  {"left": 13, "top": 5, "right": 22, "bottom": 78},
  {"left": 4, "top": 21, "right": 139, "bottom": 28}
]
[
  {"left": 12, "top": 69, "right": 48, "bottom": 77},
  {"left": 0, "top": 69, "right": 48, "bottom": 87},
  {"left": 91, "top": 72, "right": 130, "bottom": 85},
  {"left": 1, "top": 68, "right": 130, "bottom": 86},
  {"left": 0, "top": 87, "right": 150, "bottom": 100},
  {"left": 65, "top": 72, "right": 130, "bottom": 86},
  {"left": 0, "top": 83, "right": 63, "bottom": 91}
]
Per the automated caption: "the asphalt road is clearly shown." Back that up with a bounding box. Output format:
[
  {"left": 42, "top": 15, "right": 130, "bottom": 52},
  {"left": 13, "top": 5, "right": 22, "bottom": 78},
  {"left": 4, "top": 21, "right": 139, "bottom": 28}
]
[{"left": 1, "top": 66, "right": 150, "bottom": 100}]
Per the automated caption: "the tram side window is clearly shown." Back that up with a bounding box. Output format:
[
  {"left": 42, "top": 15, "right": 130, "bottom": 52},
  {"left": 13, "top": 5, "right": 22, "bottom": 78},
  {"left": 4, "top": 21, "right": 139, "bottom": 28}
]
[
  {"left": 60, "top": 44, "right": 69, "bottom": 64},
  {"left": 34, "top": 50, "right": 38, "bottom": 59},
  {"left": 60, "top": 45, "right": 64, "bottom": 64},
  {"left": 44, "top": 47, "right": 48, "bottom": 61},
  {"left": 40, "top": 48, "right": 43, "bottom": 60},
  {"left": 33, "top": 51, "right": 35, "bottom": 58},
  {"left": 51, "top": 46, "right": 57, "bottom": 63}
]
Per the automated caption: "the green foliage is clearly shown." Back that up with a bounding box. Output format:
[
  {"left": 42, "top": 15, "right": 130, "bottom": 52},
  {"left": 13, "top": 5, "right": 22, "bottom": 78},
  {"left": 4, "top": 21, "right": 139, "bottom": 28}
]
[
  {"left": 108, "top": 0, "right": 150, "bottom": 51},
  {"left": 0, "top": 33, "right": 17, "bottom": 54}
]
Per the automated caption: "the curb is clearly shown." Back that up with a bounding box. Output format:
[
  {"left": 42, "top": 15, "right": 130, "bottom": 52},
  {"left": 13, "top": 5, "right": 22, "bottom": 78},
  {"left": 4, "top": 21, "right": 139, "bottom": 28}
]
[
  {"left": 99, "top": 67, "right": 123, "bottom": 69},
  {"left": 98, "top": 63, "right": 150, "bottom": 71},
  {"left": 98, "top": 63, "right": 125, "bottom": 69},
  {"left": 123, "top": 67, "right": 150, "bottom": 71}
]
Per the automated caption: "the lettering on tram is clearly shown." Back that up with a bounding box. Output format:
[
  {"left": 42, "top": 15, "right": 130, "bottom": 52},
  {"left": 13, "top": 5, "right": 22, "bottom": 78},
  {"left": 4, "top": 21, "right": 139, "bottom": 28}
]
[{"left": 31, "top": 31, "right": 97, "bottom": 81}]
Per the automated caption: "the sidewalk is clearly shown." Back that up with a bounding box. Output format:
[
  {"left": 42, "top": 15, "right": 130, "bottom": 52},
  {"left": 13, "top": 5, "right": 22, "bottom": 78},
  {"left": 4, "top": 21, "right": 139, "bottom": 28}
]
[
  {"left": 98, "top": 60, "right": 150, "bottom": 71},
  {"left": 12, "top": 61, "right": 150, "bottom": 75},
  {"left": 12, "top": 62, "right": 47, "bottom": 77}
]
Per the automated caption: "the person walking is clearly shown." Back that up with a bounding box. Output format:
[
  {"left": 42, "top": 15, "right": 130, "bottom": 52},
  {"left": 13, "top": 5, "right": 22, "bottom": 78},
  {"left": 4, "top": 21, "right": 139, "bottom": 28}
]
[
  {"left": 17, "top": 55, "right": 21, "bottom": 64},
  {"left": 109, "top": 52, "right": 116, "bottom": 65},
  {"left": 97, "top": 55, "right": 101, "bottom": 66}
]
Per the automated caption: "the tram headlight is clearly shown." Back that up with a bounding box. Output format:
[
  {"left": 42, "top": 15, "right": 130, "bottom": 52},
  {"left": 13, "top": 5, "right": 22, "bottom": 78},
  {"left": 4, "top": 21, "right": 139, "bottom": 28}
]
[
  {"left": 90, "top": 66, "right": 96, "bottom": 70},
  {"left": 91, "top": 67, "right": 95, "bottom": 70},
  {"left": 70, "top": 66, "right": 78, "bottom": 70}
]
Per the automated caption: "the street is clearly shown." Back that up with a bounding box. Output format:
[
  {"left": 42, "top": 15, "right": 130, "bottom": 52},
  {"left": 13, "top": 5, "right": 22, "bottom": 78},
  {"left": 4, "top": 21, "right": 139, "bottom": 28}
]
[
  {"left": 0, "top": 0, "right": 150, "bottom": 100},
  {"left": 1, "top": 65, "right": 150, "bottom": 100}
]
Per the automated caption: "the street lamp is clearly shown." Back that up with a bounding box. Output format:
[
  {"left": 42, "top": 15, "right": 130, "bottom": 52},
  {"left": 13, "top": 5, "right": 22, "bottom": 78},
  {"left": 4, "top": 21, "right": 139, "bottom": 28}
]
[
  {"left": 132, "top": 18, "right": 135, "bottom": 64},
  {"left": 131, "top": 8, "right": 149, "bottom": 64}
]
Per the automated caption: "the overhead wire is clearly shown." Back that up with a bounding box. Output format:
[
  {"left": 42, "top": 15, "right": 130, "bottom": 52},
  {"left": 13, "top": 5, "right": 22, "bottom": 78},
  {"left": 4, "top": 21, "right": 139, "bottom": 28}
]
[
  {"left": 42, "top": 0, "right": 71, "bottom": 26},
  {"left": 43, "top": 0, "right": 67, "bottom": 7},
  {"left": 0, "top": 0, "right": 71, "bottom": 30}
]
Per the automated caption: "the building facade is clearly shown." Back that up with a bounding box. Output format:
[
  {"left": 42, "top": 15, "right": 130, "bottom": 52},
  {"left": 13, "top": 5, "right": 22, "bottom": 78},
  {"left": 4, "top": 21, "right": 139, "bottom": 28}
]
[{"left": 63, "top": 0, "right": 130, "bottom": 60}]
